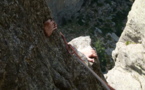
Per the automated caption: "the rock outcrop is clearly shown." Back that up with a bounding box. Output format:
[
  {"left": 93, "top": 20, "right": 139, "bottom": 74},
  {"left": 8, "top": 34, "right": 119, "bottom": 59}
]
[
  {"left": 0, "top": 0, "right": 106, "bottom": 90},
  {"left": 105, "top": 0, "right": 145, "bottom": 90}
]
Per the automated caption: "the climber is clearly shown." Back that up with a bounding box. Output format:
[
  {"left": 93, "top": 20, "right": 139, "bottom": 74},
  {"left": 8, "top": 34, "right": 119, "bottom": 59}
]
[
  {"left": 44, "top": 18, "right": 57, "bottom": 37},
  {"left": 44, "top": 18, "right": 97, "bottom": 63},
  {"left": 44, "top": 19, "right": 114, "bottom": 90}
]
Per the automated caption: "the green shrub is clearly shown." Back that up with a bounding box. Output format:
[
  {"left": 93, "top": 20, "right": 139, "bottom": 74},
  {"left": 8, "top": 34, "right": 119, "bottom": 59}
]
[{"left": 94, "top": 40, "right": 107, "bottom": 72}]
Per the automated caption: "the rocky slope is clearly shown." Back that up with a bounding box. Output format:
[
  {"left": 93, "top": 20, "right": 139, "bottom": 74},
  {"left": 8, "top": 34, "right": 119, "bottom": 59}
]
[{"left": 105, "top": 0, "right": 145, "bottom": 89}]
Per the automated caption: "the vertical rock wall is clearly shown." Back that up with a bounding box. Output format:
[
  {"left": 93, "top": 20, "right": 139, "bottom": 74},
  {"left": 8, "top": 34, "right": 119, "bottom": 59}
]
[
  {"left": 0, "top": 0, "right": 105, "bottom": 90},
  {"left": 106, "top": 0, "right": 145, "bottom": 90}
]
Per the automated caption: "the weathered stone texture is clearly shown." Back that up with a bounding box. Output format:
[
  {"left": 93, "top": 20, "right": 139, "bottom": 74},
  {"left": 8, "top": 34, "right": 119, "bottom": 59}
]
[
  {"left": 105, "top": 0, "right": 145, "bottom": 90},
  {"left": 0, "top": 0, "right": 105, "bottom": 90}
]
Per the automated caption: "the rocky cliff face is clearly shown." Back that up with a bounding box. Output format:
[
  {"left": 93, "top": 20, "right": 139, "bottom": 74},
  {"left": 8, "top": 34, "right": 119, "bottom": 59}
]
[
  {"left": 0, "top": 0, "right": 105, "bottom": 90},
  {"left": 105, "top": 0, "right": 145, "bottom": 90}
]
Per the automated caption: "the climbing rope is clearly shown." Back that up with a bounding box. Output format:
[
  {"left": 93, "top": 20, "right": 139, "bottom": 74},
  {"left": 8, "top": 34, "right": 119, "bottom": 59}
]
[{"left": 60, "top": 32, "right": 114, "bottom": 90}]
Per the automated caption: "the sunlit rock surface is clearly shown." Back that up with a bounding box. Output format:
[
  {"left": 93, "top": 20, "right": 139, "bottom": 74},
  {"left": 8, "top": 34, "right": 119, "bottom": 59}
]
[{"left": 105, "top": 0, "right": 145, "bottom": 90}]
